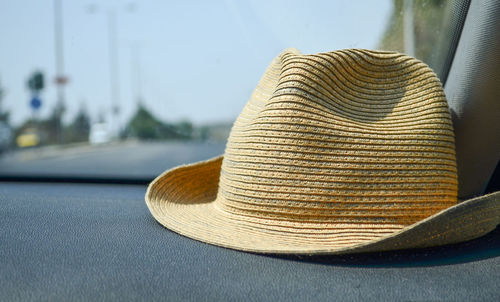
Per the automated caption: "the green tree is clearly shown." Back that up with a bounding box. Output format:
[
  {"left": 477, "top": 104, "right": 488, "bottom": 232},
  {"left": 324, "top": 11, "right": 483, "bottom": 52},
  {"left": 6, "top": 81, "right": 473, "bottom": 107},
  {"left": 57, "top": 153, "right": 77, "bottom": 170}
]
[
  {"left": 126, "top": 104, "right": 164, "bottom": 139},
  {"left": 0, "top": 78, "right": 9, "bottom": 123},
  {"left": 125, "top": 104, "right": 193, "bottom": 140},
  {"left": 45, "top": 104, "right": 65, "bottom": 144},
  {"left": 174, "top": 120, "right": 193, "bottom": 139},
  {"left": 65, "top": 107, "right": 91, "bottom": 143}
]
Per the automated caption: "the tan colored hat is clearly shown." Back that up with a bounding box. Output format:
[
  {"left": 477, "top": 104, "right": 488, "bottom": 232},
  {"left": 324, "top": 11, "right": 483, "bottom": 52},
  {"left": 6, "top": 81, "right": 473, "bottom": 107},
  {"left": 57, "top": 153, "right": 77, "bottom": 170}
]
[{"left": 145, "top": 48, "right": 500, "bottom": 254}]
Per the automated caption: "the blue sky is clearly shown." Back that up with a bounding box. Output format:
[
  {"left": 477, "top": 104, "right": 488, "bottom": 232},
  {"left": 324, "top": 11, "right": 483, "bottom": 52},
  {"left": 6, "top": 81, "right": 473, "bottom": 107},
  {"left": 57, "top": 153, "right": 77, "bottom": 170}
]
[{"left": 0, "top": 0, "right": 392, "bottom": 127}]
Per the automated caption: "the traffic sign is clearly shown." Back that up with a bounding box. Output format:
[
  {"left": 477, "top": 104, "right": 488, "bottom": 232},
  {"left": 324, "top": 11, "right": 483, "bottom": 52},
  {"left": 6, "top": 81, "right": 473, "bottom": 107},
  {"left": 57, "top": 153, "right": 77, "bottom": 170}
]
[
  {"left": 54, "top": 76, "right": 69, "bottom": 85},
  {"left": 30, "top": 96, "right": 42, "bottom": 110}
]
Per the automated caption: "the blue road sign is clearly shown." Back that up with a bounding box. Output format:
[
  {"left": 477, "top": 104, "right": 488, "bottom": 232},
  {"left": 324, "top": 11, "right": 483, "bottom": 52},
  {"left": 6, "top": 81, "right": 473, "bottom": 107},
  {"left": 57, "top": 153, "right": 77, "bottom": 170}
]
[{"left": 30, "top": 96, "right": 42, "bottom": 110}]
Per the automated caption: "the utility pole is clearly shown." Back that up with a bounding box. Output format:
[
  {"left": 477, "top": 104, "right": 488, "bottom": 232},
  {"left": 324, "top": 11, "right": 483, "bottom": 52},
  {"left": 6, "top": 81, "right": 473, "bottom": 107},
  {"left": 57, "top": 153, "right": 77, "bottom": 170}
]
[
  {"left": 87, "top": 3, "right": 136, "bottom": 138},
  {"left": 53, "top": 0, "right": 67, "bottom": 143},
  {"left": 108, "top": 8, "right": 121, "bottom": 136},
  {"left": 130, "top": 42, "right": 143, "bottom": 104}
]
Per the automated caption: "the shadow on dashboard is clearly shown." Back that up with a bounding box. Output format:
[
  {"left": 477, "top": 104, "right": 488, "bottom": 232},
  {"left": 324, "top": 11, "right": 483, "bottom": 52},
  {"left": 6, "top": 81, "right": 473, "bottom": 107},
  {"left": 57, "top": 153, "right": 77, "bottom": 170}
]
[{"left": 269, "top": 226, "right": 500, "bottom": 268}]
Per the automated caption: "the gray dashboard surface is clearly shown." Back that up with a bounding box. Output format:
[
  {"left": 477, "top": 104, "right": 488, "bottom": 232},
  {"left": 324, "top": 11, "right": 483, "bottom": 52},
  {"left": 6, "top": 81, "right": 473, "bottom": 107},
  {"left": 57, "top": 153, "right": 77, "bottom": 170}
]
[{"left": 1, "top": 182, "right": 499, "bottom": 301}]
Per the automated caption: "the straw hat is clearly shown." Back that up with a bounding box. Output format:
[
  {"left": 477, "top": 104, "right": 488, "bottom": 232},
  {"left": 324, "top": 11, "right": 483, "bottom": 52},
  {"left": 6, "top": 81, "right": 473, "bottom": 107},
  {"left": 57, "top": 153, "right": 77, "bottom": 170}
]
[{"left": 146, "top": 49, "right": 500, "bottom": 254}]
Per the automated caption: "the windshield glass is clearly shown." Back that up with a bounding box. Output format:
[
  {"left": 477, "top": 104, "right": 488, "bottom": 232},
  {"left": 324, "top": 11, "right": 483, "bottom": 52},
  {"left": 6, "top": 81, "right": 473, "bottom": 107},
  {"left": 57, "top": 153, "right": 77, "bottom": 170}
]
[{"left": 0, "top": 0, "right": 466, "bottom": 179}]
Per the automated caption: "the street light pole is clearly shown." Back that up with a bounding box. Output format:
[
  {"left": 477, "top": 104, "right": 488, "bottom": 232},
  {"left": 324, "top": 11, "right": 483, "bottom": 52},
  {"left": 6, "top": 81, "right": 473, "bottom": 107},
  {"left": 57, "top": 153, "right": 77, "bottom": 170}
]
[
  {"left": 130, "top": 42, "right": 142, "bottom": 104},
  {"left": 53, "top": 0, "right": 66, "bottom": 143},
  {"left": 86, "top": 3, "right": 137, "bottom": 137},
  {"left": 107, "top": 8, "right": 121, "bottom": 136}
]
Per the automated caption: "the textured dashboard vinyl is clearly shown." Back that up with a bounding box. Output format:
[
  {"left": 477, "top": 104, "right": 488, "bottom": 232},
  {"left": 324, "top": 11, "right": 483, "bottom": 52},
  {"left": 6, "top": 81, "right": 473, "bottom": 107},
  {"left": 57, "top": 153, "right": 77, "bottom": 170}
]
[{"left": 0, "top": 183, "right": 498, "bottom": 301}]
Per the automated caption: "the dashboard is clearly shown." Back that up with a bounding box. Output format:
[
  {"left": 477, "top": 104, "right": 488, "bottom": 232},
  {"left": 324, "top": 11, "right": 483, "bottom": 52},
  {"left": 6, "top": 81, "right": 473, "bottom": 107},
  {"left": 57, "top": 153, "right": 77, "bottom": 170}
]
[{"left": 1, "top": 182, "right": 498, "bottom": 301}]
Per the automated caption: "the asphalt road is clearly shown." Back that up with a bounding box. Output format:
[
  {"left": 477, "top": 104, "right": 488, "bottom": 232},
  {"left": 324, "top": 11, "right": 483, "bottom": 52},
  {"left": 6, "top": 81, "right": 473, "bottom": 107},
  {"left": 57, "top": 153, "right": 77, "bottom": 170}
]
[{"left": 0, "top": 140, "right": 226, "bottom": 179}]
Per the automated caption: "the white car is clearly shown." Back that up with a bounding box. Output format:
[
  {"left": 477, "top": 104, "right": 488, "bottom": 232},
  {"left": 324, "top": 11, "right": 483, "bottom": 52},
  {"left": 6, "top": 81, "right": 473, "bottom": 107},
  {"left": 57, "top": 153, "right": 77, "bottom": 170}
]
[{"left": 89, "top": 123, "right": 111, "bottom": 145}]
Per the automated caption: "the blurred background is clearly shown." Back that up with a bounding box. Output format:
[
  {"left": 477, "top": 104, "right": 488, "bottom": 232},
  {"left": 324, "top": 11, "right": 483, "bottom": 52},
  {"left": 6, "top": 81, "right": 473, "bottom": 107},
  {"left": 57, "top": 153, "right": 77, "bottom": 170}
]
[{"left": 0, "top": 0, "right": 461, "bottom": 178}]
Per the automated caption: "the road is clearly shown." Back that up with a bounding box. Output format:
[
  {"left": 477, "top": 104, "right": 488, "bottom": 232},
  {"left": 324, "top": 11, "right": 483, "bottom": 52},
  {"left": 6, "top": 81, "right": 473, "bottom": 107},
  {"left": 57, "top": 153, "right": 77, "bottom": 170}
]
[{"left": 0, "top": 140, "right": 226, "bottom": 179}]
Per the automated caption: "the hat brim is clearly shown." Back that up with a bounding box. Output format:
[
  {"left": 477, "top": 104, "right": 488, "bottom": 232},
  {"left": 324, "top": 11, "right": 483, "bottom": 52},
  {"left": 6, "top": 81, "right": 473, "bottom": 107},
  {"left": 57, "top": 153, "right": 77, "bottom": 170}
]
[{"left": 145, "top": 156, "right": 500, "bottom": 255}]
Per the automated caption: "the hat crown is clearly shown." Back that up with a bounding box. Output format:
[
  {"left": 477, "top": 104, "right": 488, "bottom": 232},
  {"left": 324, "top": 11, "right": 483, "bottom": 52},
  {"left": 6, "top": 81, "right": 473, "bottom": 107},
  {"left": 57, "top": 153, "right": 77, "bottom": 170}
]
[{"left": 215, "top": 49, "right": 457, "bottom": 226}]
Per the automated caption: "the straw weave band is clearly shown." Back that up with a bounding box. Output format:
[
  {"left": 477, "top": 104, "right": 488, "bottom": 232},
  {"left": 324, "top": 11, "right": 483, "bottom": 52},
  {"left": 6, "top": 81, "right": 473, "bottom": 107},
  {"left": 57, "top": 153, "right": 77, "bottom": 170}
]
[{"left": 215, "top": 49, "right": 458, "bottom": 226}]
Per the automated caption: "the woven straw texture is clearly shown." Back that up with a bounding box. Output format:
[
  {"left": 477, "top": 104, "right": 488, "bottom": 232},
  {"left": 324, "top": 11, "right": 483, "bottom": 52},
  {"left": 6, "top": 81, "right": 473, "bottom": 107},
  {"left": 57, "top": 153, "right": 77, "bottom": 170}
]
[{"left": 146, "top": 49, "right": 500, "bottom": 254}]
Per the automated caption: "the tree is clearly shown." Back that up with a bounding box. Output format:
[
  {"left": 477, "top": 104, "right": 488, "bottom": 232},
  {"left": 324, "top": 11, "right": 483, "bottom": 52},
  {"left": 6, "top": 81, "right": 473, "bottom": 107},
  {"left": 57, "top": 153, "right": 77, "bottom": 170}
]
[
  {"left": 0, "top": 77, "right": 9, "bottom": 123},
  {"left": 174, "top": 120, "right": 193, "bottom": 139},
  {"left": 126, "top": 104, "right": 164, "bottom": 139},
  {"left": 125, "top": 104, "right": 193, "bottom": 140},
  {"left": 27, "top": 71, "right": 44, "bottom": 92},
  {"left": 65, "top": 107, "right": 91, "bottom": 143},
  {"left": 44, "top": 104, "right": 64, "bottom": 144}
]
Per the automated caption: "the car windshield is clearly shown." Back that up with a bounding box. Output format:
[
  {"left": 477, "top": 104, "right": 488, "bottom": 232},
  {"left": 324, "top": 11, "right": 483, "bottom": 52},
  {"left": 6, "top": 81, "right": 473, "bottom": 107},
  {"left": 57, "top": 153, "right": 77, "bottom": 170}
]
[{"left": 0, "top": 0, "right": 466, "bottom": 180}]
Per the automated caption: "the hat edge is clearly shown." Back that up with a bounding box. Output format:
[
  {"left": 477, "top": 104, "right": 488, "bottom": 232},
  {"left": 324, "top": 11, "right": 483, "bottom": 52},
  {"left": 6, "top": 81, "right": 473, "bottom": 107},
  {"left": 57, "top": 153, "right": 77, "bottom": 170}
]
[
  {"left": 145, "top": 155, "right": 223, "bottom": 217},
  {"left": 339, "top": 190, "right": 500, "bottom": 255},
  {"left": 145, "top": 157, "right": 499, "bottom": 255}
]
